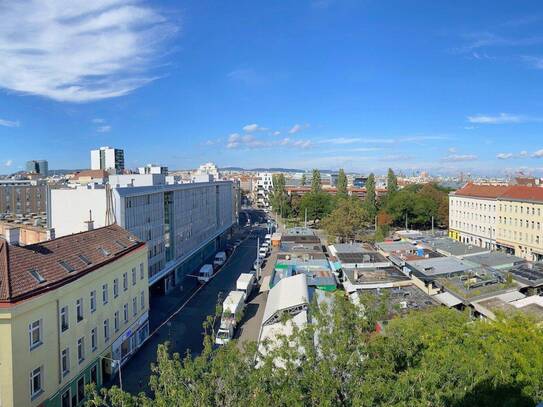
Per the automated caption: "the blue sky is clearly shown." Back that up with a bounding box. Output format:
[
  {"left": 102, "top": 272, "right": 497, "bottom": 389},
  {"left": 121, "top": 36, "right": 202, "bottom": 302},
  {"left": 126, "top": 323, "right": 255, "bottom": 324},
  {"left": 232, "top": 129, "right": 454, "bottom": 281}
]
[{"left": 1, "top": 0, "right": 543, "bottom": 176}]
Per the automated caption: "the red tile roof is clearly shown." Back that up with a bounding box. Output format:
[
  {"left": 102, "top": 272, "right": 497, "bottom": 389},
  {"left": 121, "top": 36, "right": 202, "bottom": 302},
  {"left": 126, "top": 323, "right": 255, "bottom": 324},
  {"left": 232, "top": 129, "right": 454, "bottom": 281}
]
[
  {"left": 498, "top": 185, "right": 543, "bottom": 202},
  {"left": 72, "top": 169, "right": 109, "bottom": 180},
  {"left": 0, "top": 225, "right": 144, "bottom": 303},
  {"left": 453, "top": 183, "right": 512, "bottom": 199}
]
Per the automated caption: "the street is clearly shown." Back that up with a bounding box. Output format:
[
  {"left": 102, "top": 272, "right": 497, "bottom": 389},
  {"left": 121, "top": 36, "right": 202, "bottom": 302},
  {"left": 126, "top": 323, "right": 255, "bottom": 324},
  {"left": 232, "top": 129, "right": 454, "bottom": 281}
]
[{"left": 120, "top": 210, "right": 266, "bottom": 394}]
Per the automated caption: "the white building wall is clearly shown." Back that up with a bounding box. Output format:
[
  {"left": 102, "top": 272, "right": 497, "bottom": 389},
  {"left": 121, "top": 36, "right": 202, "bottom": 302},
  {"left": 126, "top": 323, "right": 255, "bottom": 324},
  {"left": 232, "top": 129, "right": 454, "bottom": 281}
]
[
  {"left": 449, "top": 194, "right": 497, "bottom": 249},
  {"left": 50, "top": 188, "right": 108, "bottom": 237},
  {"left": 90, "top": 150, "right": 101, "bottom": 170}
]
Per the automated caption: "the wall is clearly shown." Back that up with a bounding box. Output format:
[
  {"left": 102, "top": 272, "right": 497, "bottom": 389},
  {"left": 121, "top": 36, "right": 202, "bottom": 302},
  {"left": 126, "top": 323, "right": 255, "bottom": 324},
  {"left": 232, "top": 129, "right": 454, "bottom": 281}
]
[{"left": 449, "top": 195, "right": 497, "bottom": 249}]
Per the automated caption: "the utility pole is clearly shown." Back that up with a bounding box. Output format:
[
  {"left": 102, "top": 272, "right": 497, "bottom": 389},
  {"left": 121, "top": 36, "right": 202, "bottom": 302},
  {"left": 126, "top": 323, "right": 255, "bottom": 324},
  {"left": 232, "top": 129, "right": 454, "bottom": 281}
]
[
  {"left": 304, "top": 208, "right": 308, "bottom": 228},
  {"left": 405, "top": 212, "right": 408, "bottom": 230},
  {"left": 256, "top": 236, "right": 261, "bottom": 280},
  {"left": 431, "top": 216, "right": 434, "bottom": 235}
]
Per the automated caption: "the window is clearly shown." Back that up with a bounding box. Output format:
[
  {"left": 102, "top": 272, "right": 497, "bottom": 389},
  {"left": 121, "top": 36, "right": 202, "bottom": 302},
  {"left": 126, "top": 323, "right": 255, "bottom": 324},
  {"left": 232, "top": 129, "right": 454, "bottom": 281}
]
[
  {"left": 133, "top": 297, "right": 137, "bottom": 317},
  {"left": 61, "top": 347, "right": 70, "bottom": 376},
  {"left": 77, "top": 337, "right": 85, "bottom": 363},
  {"left": 60, "top": 306, "right": 69, "bottom": 332},
  {"left": 76, "top": 298, "right": 84, "bottom": 322},
  {"left": 123, "top": 304, "right": 128, "bottom": 323},
  {"left": 113, "top": 278, "right": 119, "bottom": 298},
  {"left": 140, "top": 263, "right": 144, "bottom": 280},
  {"left": 140, "top": 291, "right": 145, "bottom": 310},
  {"left": 123, "top": 272, "right": 128, "bottom": 291},
  {"left": 103, "top": 319, "right": 110, "bottom": 342},
  {"left": 91, "top": 328, "right": 97, "bottom": 351},
  {"left": 58, "top": 260, "right": 75, "bottom": 273},
  {"left": 90, "top": 290, "right": 97, "bottom": 313},
  {"left": 61, "top": 389, "right": 70, "bottom": 407},
  {"left": 90, "top": 365, "right": 98, "bottom": 384},
  {"left": 30, "top": 366, "right": 43, "bottom": 399},
  {"left": 77, "top": 376, "right": 85, "bottom": 404},
  {"left": 78, "top": 254, "right": 92, "bottom": 266},
  {"left": 102, "top": 284, "right": 108, "bottom": 305},
  {"left": 132, "top": 267, "right": 137, "bottom": 286},
  {"left": 29, "top": 320, "right": 42, "bottom": 350},
  {"left": 114, "top": 311, "right": 120, "bottom": 332}
]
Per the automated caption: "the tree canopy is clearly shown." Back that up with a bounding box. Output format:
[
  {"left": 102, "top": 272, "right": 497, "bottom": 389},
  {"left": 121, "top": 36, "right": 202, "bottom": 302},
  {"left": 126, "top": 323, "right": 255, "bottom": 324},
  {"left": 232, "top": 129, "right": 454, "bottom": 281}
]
[
  {"left": 311, "top": 169, "right": 322, "bottom": 193},
  {"left": 87, "top": 293, "right": 543, "bottom": 407},
  {"left": 299, "top": 191, "right": 333, "bottom": 224},
  {"left": 336, "top": 169, "right": 348, "bottom": 198},
  {"left": 386, "top": 168, "right": 398, "bottom": 197},
  {"left": 322, "top": 197, "right": 368, "bottom": 242},
  {"left": 269, "top": 173, "right": 289, "bottom": 216},
  {"left": 363, "top": 173, "right": 377, "bottom": 220}
]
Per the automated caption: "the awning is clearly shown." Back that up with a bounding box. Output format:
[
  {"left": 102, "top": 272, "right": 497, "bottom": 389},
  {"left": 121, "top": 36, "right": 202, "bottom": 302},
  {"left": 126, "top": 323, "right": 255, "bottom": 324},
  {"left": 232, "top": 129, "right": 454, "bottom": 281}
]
[
  {"left": 433, "top": 292, "right": 463, "bottom": 307},
  {"left": 259, "top": 275, "right": 271, "bottom": 293}
]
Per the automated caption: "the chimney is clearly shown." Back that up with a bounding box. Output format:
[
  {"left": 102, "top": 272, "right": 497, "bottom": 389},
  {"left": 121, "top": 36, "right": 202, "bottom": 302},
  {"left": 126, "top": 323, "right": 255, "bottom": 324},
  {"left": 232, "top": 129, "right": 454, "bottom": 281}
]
[
  {"left": 84, "top": 210, "right": 94, "bottom": 231},
  {"left": 5, "top": 227, "right": 20, "bottom": 246},
  {"left": 47, "top": 228, "right": 56, "bottom": 241}
]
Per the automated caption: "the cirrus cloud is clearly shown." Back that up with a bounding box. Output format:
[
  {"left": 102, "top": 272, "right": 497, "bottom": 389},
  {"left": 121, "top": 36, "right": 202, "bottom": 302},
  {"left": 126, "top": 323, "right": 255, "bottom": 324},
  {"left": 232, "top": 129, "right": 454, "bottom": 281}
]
[
  {"left": 0, "top": 118, "right": 20, "bottom": 127},
  {"left": 0, "top": 0, "right": 177, "bottom": 102},
  {"left": 466, "top": 113, "right": 538, "bottom": 124}
]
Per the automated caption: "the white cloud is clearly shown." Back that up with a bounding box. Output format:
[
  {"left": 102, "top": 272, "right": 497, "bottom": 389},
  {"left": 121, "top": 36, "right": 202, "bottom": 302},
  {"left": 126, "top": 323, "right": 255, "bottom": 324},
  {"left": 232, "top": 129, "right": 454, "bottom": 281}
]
[
  {"left": 520, "top": 150, "right": 529, "bottom": 157},
  {"left": 97, "top": 125, "right": 111, "bottom": 133},
  {"left": 467, "top": 113, "right": 532, "bottom": 124},
  {"left": 242, "top": 123, "right": 267, "bottom": 133},
  {"left": 522, "top": 56, "right": 543, "bottom": 69},
  {"left": 496, "top": 153, "right": 514, "bottom": 160},
  {"left": 272, "top": 131, "right": 281, "bottom": 136},
  {"left": 289, "top": 123, "right": 309, "bottom": 134},
  {"left": 442, "top": 154, "right": 478, "bottom": 162},
  {"left": 226, "top": 133, "right": 311, "bottom": 150},
  {"left": 448, "top": 147, "right": 458, "bottom": 154},
  {"left": 533, "top": 149, "right": 543, "bottom": 158},
  {"left": 0, "top": 118, "right": 20, "bottom": 127},
  {"left": 0, "top": 0, "right": 177, "bottom": 102},
  {"left": 4, "top": 159, "right": 13, "bottom": 167},
  {"left": 92, "top": 118, "right": 105, "bottom": 124},
  {"left": 464, "top": 126, "right": 476, "bottom": 130}
]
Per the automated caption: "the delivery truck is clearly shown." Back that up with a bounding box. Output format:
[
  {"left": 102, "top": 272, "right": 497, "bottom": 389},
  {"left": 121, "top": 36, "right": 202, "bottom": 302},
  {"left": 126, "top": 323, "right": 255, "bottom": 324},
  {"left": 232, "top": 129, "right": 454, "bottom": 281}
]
[
  {"left": 236, "top": 273, "right": 256, "bottom": 301},
  {"left": 215, "top": 290, "right": 246, "bottom": 345}
]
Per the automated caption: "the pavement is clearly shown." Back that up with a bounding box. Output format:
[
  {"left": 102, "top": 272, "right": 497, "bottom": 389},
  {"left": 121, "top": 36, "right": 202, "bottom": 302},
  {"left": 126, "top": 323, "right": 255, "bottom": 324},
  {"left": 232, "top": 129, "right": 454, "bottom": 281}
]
[{"left": 119, "top": 210, "right": 266, "bottom": 395}]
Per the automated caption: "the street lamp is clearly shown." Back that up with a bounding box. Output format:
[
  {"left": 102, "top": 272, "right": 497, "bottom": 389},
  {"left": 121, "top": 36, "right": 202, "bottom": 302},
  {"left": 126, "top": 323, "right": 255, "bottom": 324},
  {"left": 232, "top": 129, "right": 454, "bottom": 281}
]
[{"left": 100, "top": 355, "right": 123, "bottom": 391}]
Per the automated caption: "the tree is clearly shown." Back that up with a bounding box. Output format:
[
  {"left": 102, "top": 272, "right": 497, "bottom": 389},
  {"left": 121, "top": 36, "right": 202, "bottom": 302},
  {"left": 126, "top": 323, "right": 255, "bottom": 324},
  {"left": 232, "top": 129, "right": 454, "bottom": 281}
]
[
  {"left": 87, "top": 295, "right": 543, "bottom": 407},
  {"left": 322, "top": 197, "right": 367, "bottom": 242},
  {"left": 363, "top": 173, "right": 377, "bottom": 220},
  {"left": 311, "top": 169, "right": 321, "bottom": 193},
  {"left": 386, "top": 168, "right": 398, "bottom": 197},
  {"left": 269, "top": 174, "right": 288, "bottom": 216},
  {"left": 300, "top": 173, "right": 306, "bottom": 187},
  {"left": 336, "top": 169, "right": 348, "bottom": 199},
  {"left": 299, "top": 191, "right": 333, "bottom": 224}
]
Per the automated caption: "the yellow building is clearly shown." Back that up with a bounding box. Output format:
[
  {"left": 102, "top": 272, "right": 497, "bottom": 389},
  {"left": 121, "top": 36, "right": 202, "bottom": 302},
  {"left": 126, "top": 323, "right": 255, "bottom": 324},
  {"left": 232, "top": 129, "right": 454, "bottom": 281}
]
[
  {"left": 496, "top": 186, "right": 543, "bottom": 261},
  {"left": 0, "top": 225, "right": 149, "bottom": 407}
]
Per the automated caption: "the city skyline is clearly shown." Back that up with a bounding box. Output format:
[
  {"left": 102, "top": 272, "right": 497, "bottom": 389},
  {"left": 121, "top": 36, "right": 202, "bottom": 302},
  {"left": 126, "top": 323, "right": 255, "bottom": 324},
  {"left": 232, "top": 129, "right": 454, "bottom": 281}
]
[{"left": 1, "top": 0, "right": 543, "bottom": 175}]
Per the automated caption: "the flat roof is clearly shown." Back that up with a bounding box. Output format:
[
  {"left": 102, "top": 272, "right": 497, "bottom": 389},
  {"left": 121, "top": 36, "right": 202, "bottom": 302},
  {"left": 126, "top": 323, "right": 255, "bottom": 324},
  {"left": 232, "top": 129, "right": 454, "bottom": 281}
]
[
  {"left": 344, "top": 267, "right": 409, "bottom": 285},
  {"left": 262, "top": 273, "right": 309, "bottom": 326},
  {"left": 465, "top": 252, "right": 525, "bottom": 269},
  {"left": 508, "top": 262, "right": 543, "bottom": 287},
  {"left": 425, "top": 237, "right": 489, "bottom": 257},
  {"left": 362, "top": 286, "right": 438, "bottom": 318},
  {"left": 376, "top": 241, "right": 419, "bottom": 253},
  {"left": 406, "top": 256, "right": 474, "bottom": 278}
]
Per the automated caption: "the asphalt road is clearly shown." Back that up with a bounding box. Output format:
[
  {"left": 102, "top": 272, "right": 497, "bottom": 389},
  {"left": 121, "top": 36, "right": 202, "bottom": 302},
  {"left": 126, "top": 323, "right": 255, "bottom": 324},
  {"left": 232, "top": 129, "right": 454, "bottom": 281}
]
[{"left": 120, "top": 210, "right": 266, "bottom": 395}]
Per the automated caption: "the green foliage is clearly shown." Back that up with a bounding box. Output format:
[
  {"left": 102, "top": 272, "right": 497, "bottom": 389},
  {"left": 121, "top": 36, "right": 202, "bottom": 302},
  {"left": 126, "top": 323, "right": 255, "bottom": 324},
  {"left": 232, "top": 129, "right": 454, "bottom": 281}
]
[
  {"left": 374, "top": 226, "right": 385, "bottom": 242},
  {"left": 322, "top": 197, "right": 368, "bottom": 242},
  {"left": 386, "top": 168, "right": 398, "bottom": 196},
  {"left": 269, "top": 174, "right": 289, "bottom": 216},
  {"left": 384, "top": 183, "right": 448, "bottom": 229},
  {"left": 299, "top": 191, "right": 333, "bottom": 224},
  {"left": 363, "top": 173, "right": 377, "bottom": 220},
  {"left": 87, "top": 295, "right": 543, "bottom": 407},
  {"left": 300, "top": 173, "right": 306, "bottom": 187},
  {"left": 311, "top": 169, "right": 322, "bottom": 193},
  {"left": 336, "top": 169, "right": 348, "bottom": 198}
]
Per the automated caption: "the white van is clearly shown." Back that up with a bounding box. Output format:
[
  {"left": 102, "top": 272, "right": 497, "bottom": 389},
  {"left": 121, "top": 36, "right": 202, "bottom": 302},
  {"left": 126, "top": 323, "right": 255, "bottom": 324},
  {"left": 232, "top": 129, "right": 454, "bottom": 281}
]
[
  {"left": 213, "top": 251, "right": 227, "bottom": 268},
  {"left": 215, "top": 291, "right": 246, "bottom": 345},
  {"left": 236, "top": 273, "right": 256, "bottom": 301},
  {"left": 265, "top": 233, "right": 272, "bottom": 243},
  {"left": 197, "top": 264, "right": 214, "bottom": 284}
]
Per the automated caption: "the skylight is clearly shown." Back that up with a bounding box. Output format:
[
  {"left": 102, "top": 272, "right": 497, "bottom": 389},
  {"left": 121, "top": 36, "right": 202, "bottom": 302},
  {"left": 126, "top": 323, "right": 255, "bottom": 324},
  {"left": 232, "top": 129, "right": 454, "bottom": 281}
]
[
  {"left": 29, "top": 269, "right": 46, "bottom": 283},
  {"left": 98, "top": 247, "right": 110, "bottom": 257},
  {"left": 58, "top": 260, "right": 75, "bottom": 273},
  {"left": 78, "top": 254, "right": 92, "bottom": 266},
  {"left": 115, "top": 240, "right": 127, "bottom": 249}
]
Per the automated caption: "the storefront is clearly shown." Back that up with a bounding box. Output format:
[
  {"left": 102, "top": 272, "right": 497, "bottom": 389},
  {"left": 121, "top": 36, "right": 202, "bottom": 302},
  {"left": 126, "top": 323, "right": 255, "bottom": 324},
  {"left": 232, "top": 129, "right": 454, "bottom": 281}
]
[{"left": 112, "top": 311, "right": 150, "bottom": 367}]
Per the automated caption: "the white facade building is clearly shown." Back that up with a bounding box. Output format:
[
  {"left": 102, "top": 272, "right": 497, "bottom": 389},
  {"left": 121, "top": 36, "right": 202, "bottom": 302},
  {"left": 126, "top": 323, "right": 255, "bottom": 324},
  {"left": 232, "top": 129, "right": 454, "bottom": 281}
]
[
  {"left": 196, "top": 162, "right": 221, "bottom": 181},
  {"left": 49, "top": 180, "right": 236, "bottom": 292},
  {"left": 90, "top": 147, "right": 125, "bottom": 173},
  {"left": 138, "top": 164, "right": 168, "bottom": 175},
  {"left": 448, "top": 183, "right": 508, "bottom": 249},
  {"left": 254, "top": 172, "right": 273, "bottom": 209}
]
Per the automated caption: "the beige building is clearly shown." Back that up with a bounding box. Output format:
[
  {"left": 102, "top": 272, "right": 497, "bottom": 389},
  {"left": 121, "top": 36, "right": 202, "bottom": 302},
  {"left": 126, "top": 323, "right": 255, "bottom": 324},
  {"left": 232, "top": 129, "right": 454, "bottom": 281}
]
[
  {"left": 0, "top": 225, "right": 149, "bottom": 407},
  {"left": 496, "top": 186, "right": 543, "bottom": 261}
]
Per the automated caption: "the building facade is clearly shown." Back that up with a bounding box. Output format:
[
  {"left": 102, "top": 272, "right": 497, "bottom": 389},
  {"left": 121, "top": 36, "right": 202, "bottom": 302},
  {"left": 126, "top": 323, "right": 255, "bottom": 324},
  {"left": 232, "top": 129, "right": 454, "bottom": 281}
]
[
  {"left": 49, "top": 179, "right": 236, "bottom": 292},
  {"left": 449, "top": 183, "right": 543, "bottom": 261},
  {"left": 26, "top": 160, "right": 49, "bottom": 177},
  {"left": 0, "top": 225, "right": 149, "bottom": 407},
  {"left": 496, "top": 187, "right": 543, "bottom": 261},
  {"left": 0, "top": 180, "right": 47, "bottom": 216},
  {"left": 90, "top": 147, "right": 125, "bottom": 173},
  {"left": 254, "top": 172, "right": 273, "bottom": 209},
  {"left": 448, "top": 183, "right": 509, "bottom": 249}
]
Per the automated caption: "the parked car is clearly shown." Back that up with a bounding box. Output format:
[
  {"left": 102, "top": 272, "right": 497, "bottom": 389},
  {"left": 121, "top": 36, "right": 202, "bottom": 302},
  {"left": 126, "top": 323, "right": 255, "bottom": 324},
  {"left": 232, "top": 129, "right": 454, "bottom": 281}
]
[
  {"left": 198, "top": 264, "right": 214, "bottom": 284},
  {"left": 213, "top": 251, "right": 227, "bottom": 268}
]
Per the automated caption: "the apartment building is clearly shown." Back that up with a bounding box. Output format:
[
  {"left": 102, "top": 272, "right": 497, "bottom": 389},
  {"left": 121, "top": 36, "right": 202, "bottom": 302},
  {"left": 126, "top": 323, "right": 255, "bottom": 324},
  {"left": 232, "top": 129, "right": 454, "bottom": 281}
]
[
  {"left": 90, "top": 147, "right": 125, "bottom": 173},
  {"left": 496, "top": 186, "right": 543, "bottom": 261},
  {"left": 448, "top": 183, "right": 509, "bottom": 249},
  {"left": 0, "top": 179, "right": 47, "bottom": 215},
  {"left": 0, "top": 225, "right": 149, "bottom": 407},
  {"left": 49, "top": 178, "right": 236, "bottom": 293},
  {"left": 449, "top": 183, "right": 543, "bottom": 261},
  {"left": 254, "top": 172, "right": 273, "bottom": 209}
]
